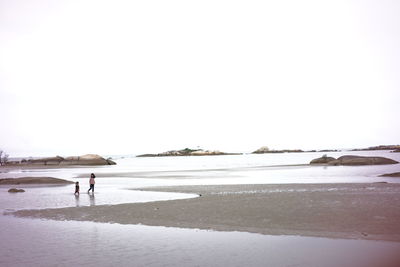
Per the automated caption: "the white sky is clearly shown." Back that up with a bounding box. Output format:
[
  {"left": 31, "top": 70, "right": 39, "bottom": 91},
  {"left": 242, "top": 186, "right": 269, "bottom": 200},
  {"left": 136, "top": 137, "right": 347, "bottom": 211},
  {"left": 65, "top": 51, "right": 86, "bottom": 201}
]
[{"left": 0, "top": 0, "right": 399, "bottom": 157}]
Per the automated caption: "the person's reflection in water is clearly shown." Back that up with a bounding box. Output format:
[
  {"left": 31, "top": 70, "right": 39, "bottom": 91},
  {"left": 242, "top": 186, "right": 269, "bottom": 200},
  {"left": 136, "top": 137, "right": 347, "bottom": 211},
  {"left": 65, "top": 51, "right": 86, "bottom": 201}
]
[
  {"left": 74, "top": 194, "right": 80, "bottom": 207},
  {"left": 89, "top": 193, "right": 96, "bottom": 206}
]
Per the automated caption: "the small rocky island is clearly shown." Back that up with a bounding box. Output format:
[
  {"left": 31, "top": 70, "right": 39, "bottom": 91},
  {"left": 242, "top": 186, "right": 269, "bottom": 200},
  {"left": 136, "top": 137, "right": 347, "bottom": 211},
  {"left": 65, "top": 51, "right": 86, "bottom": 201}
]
[
  {"left": 310, "top": 155, "right": 399, "bottom": 166},
  {"left": 252, "top": 146, "right": 304, "bottom": 154},
  {"left": 5, "top": 154, "right": 116, "bottom": 166},
  {"left": 352, "top": 145, "right": 400, "bottom": 153},
  {"left": 137, "top": 148, "right": 239, "bottom": 157},
  {"left": 251, "top": 146, "right": 339, "bottom": 154}
]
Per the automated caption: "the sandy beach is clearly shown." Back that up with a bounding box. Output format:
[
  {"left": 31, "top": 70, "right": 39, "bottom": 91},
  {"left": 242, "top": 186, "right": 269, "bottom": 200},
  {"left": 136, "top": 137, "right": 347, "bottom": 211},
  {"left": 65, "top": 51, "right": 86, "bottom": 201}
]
[{"left": 13, "top": 182, "right": 400, "bottom": 242}]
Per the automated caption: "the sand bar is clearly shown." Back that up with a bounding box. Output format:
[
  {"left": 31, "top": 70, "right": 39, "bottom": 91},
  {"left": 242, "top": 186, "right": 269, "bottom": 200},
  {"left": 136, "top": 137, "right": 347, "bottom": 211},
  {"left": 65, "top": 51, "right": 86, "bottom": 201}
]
[
  {"left": 12, "top": 183, "right": 400, "bottom": 241},
  {"left": 0, "top": 177, "right": 73, "bottom": 185}
]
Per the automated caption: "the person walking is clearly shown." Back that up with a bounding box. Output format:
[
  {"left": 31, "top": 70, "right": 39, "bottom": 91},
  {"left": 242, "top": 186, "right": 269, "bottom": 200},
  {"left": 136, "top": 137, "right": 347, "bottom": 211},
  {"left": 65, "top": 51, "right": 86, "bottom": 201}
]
[
  {"left": 87, "top": 173, "right": 95, "bottom": 193},
  {"left": 74, "top": 181, "right": 80, "bottom": 195}
]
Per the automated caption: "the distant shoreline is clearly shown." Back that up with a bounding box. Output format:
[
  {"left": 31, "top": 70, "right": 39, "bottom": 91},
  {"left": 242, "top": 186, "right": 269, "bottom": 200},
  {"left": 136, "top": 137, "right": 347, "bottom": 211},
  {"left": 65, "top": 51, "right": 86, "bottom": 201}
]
[
  {"left": 136, "top": 144, "right": 400, "bottom": 157},
  {"left": 3, "top": 144, "right": 399, "bottom": 160}
]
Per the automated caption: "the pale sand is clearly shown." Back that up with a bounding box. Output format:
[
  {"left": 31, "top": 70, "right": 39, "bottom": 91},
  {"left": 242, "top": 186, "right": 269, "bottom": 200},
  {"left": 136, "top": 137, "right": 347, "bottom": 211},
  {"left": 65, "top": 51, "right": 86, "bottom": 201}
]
[{"left": 13, "top": 183, "right": 400, "bottom": 241}]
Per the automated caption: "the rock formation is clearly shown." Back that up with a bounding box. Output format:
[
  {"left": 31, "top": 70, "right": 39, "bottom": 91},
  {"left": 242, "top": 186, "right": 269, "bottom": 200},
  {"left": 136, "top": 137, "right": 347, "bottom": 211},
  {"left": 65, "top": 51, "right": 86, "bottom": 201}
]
[
  {"left": 8, "top": 188, "right": 25, "bottom": 193},
  {"left": 329, "top": 156, "right": 398, "bottom": 165},
  {"left": 137, "top": 148, "right": 238, "bottom": 157},
  {"left": 7, "top": 154, "right": 116, "bottom": 166},
  {"left": 29, "top": 156, "right": 64, "bottom": 165},
  {"left": 310, "top": 155, "right": 398, "bottom": 166},
  {"left": 309, "top": 155, "right": 336, "bottom": 164},
  {"left": 379, "top": 172, "right": 400, "bottom": 177},
  {"left": 352, "top": 145, "right": 400, "bottom": 151},
  {"left": 252, "top": 146, "right": 270, "bottom": 154},
  {"left": 252, "top": 146, "right": 304, "bottom": 154}
]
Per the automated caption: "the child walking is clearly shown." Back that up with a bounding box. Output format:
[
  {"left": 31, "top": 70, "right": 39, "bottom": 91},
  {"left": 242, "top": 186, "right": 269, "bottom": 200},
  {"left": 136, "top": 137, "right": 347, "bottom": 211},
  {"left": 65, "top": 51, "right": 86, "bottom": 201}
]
[
  {"left": 74, "top": 181, "right": 80, "bottom": 195},
  {"left": 87, "top": 173, "right": 95, "bottom": 193}
]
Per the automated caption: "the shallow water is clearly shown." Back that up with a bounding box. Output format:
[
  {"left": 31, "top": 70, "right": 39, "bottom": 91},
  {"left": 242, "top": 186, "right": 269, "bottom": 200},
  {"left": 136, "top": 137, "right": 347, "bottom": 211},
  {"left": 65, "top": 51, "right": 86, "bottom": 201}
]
[
  {"left": 0, "top": 185, "right": 197, "bottom": 212},
  {"left": 1, "top": 216, "right": 399, "bottom": 267}
]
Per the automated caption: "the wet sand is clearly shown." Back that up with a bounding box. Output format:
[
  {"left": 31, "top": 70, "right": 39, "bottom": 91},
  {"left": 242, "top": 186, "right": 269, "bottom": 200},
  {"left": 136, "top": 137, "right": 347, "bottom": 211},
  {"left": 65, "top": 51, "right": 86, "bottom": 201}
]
[
  {"left": 13, "top": 183, "right": 400, "bottom": 241},
  {"left": 0, "top": 177, "right": 73, "bottom": 184}
]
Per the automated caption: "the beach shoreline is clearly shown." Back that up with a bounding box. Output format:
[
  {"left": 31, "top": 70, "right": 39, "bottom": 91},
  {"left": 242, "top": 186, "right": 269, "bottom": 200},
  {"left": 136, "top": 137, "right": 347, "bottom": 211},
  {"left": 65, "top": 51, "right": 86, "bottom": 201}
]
[{"left": 12, "top": 183, "right": 400, "bottom": 242}]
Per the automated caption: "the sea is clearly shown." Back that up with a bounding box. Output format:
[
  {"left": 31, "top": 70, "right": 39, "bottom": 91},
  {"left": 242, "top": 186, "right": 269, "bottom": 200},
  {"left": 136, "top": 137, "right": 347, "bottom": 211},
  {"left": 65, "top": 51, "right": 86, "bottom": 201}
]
[{"left": 1, "top": 150, "right": 400, "bottom": 266}]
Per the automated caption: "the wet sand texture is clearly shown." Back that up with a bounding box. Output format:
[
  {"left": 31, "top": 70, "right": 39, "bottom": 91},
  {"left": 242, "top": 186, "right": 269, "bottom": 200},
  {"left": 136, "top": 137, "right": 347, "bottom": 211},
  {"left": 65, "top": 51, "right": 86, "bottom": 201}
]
[
  {"left": 13, "top": 183, "right": 400, "bottom": 241},
  {"left": 0, "top": 177, "right": 74, "bottom": 184}
]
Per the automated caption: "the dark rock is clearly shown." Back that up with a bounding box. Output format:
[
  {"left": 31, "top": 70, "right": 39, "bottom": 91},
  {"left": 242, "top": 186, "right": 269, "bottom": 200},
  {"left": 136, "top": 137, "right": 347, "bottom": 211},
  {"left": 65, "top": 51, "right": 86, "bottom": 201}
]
[
  {"left": 328, "top": 156, "right": 398, "bottom": 166},
  {"left": 106, "top": 158, "right": 116, "bottom": 165},
  {"left": 310, "top": 156, "right": 337, "bottom": 164},
  {"left": 8, "top": 188, "right": 25, "bottom": 193},
  {"left": 379, "top": 172, "right": 400, "bottom": 177}
]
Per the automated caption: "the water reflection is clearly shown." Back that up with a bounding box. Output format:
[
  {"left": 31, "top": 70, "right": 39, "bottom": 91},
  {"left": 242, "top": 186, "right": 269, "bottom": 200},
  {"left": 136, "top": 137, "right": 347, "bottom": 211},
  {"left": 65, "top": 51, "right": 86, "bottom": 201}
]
[
  {"left": 1, "top": 216, "right": 399, "bottom": 267},
  {"left": 74, "top": 194, "right": 80, "bottom": 207},
  {"left": 89, "top": 193, "right": 95, "bottom": 206}
]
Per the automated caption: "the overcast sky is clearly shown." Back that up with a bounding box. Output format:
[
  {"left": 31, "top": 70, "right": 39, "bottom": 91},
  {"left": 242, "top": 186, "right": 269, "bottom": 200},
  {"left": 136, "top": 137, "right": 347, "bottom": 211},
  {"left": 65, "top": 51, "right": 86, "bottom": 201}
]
[{"left": 1, "top": 0, "right": 399, "bottom": 157}]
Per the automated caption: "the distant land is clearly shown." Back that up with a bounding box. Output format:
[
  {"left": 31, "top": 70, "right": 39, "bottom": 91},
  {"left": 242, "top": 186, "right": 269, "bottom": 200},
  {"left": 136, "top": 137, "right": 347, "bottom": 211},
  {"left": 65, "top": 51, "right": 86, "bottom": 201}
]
[
  {"left": 2, "top": 154, "right": 116, "bottom": 167},
  {"left": 252, "top": 145, "right": 400, "bottom": 154},
  {"left": 137, "top": 148, "right": 240, "bottom": 157},
  {"left": 251, "top": 146, "right": 339, "bottom": 154},
  {"left": 136, "top": 145, "right": 400, "bottom": 157},
  {"left": 1, "top": 144, "right": 399, "bottom": 162},
  {"left": 137, "top": 146, "right": 341, "bottom": 157},
  {"left": 351, "top": 145, "right": 400, "bottom": 152}
]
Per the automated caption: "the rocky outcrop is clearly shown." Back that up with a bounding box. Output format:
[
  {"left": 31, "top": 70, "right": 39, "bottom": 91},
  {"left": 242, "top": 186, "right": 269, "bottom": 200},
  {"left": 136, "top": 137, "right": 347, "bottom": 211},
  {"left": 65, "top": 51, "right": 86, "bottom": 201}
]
[
  {"left": 352, "top": 145, "right": 400, "bottom": 151},
  {"left": 8, "top": 154, "right": 116, "bottom": 166},
  {"left": 29, "top": 156, "right": 64, "bottom": 165},
  {"left": 137, "top": 148, "right": 238, "bottom": 157},
  {"left": 310, "top": 155, "right": 398, "bottom": 166},
  {"left": 328, "top": 156, "right": 398, "bottom": 166},
  {"left": 310, "top": 156, "right": 336, "bottom": 164},
  {"left": 252, "top": 146, "right": 270, "bottom": 154},
  {"left": 318, "top": 149, "right": 340, "bottom": 152},
  {"left": 252, "top": 146, "right": 304, "bottom": 154},
  {"left": 60, "top": 154, "right": 116, "bottom": 165},
  {"left": 8, "top": 188, "right": 25, "bottom": 193},
  {"left": 379, "top": 172, "right": 400, "bottom": 177}
]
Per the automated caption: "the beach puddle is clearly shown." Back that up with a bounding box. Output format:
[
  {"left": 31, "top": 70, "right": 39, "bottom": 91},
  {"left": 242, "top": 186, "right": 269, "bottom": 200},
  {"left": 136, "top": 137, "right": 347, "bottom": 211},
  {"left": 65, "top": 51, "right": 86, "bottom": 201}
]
[
  {"left": 0, "top": 185, "right": 197, "bottom": 211},
  {"left": 0, "top": 215, "right": 399, "bottom": 267}
]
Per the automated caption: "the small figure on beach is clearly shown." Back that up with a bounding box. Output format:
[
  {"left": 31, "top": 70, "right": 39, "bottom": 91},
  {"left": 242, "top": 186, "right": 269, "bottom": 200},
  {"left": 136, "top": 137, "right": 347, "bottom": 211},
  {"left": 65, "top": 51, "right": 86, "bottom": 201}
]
[
  {"left": 87, "top": 173, "right": 95, "bottom": 194},
  {"left": 74, "top": 181, "right": 80, "bottom": 195}
]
